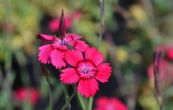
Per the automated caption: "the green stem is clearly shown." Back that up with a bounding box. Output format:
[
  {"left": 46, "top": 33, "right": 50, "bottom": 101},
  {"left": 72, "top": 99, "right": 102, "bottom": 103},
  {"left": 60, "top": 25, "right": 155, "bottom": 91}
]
[
  {"left": 40, "top": 65, "right": 53, "bottom": 110},
  {"left": 47, "top": 86, "right": 53, "bottom": 110},
  {"left": 61, "top": 93, "right": 75, "bottom": 110},
  {"left": 44, "top": 76, "right": 53, "bottom": 110},
  {"left": 88, "top": 97, "right": 94, "bottom": 110},
  {"left": 97, "top": 0, "right": 104, "bottom": 49},
  {"left": 63, "top": 85, "right": 71, "bottom": 110},
  {"left": 77, "top": 92, "right": 87, "bottom": 110}
]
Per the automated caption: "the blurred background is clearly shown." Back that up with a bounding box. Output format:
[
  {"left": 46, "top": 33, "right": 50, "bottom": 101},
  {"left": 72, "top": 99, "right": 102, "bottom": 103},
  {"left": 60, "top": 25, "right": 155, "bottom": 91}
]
[{"left": 0, "top": 0, "right": 173, "bottom": 110}]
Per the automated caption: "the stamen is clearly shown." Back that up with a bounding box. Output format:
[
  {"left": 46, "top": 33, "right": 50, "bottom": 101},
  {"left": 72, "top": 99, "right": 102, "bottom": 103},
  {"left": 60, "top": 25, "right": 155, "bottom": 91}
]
[{"left": 78, "top": 62, "right": 95, "bottom": 74}]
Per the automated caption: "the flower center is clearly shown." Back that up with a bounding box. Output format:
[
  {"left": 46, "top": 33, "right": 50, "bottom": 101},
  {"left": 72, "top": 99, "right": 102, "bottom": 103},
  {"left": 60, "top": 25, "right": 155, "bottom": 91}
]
[
  {"left": 53, "top": 38, "right": 69, "bottom": 50},
  {"left": 77, "top": 61, "right": 96, "bottom": 78},
  {"left": 55, "top": 39, "right": 67, "bottom": 46}
]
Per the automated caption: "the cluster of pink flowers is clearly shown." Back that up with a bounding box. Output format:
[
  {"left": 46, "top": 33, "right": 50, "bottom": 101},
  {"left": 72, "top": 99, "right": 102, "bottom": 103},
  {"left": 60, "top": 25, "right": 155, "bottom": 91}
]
[
  {"left": 38, "top": 33, "right": 111, "bottom": 97},
  {"left": 38, "top": 17, "right": 112, "bottom": 97}
]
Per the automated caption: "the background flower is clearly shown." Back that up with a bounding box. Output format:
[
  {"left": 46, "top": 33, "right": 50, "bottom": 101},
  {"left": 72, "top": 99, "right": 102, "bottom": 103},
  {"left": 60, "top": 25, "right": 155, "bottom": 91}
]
[
  {"left": 48, "top": 12, "right": 81, "bottom": 33},
  {"left": 95, "top": 97, "right": 128, "bottom": 110},
  {"left": 14, "top": 87, "right": 40, "bottom": 105}
]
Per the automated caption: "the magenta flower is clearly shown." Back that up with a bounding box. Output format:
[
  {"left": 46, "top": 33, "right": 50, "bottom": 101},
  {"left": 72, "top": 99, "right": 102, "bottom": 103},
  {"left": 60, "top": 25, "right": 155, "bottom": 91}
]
[
  {"left": 48, "top": 12, "right": 81, "bottom": 33},
  {"left": 166, "top": 47, "right": 173, "bottom": 60},
  {"left": 38, "top": 33, "right": 88, "bottom": 69},
  {"left": 154, "top": 45, "right": 173, "bottom": 60},
  {"left": 14, "top": 87, "right": 40, "bottom": 105},
  {"left": 147, "top": 45, "right": 173, "bottom": 81},
  {"left": 60, "top": 47, "right": 112, "bottom": 97},
  {"left": 95, "top": 97, "right": 128, "bottom": 110},
  {"left": 147, "top": 59, "right": 173, "bottom": 81},
  {"left": 49, "top": 16, "right": 71, "bottom": 33}
]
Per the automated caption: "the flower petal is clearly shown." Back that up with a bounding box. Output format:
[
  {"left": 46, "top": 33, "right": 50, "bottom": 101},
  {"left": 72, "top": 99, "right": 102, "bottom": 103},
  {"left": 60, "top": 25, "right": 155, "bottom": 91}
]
[
  {"left": 38, "top": 45, "right": 53, "bottom": 64},
  {"left": 50, "top": 49, "right": 66, "bottom": 69},
  {"left": 64, "top": 34, "right": 88, "bottom": 51},
  {"left": 77, "top": 78, "right": 99, "bottom": 98},
  {"left": 85, "top": 47, "right": 104, "bottom": 66},
  {"left": 73, "top": 40, "right": 89, "bottom": 52},
  {"left": 65, "top": 34, "right": 82, "bottom": 41},
  {"left": 60, "top": 68, "right": 79, "bottom": 84},
  {"left": 95, "top": 63, "right": 112, "bottom": 83},
  {"left": 37, "top": 34, "right": 59, "bottom": 42},
  {"left": 65, "top": 50, "right": 83, "bottom": 67}
]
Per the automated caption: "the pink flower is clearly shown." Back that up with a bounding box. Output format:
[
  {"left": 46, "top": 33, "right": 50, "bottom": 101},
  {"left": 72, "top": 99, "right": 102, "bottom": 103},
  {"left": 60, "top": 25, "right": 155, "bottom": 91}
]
[
  {"left": 166, "top": 47, "right": 173, "bottom": 60},
  {"left": 38, "top": 33, "right": 88, "bottom": 69},
  {"left": 147, "top": 59, "right": 173, "bottom": 81},
  {"left": 14, "top": 87, "right": 40, "bottom": 105},
  {"left": 147, "top": 45, "right": 173, "bottom": 82},
  {"left": 49, "top": 16, "right": 71, "bottom": 33},
  {"left": 72, "top": 11, "right": 81, "bottom": 20},
  {"left": 154, "top": 45, "right": 173, "bottom": 60},
  {"left": 95, "top": 97, "right": 128, "bottom": 110},
  {"left": 48, "top": 12, "right": 81, "bottom": 33},
  {"left": 60, "top": 47, "right": 112, "bottom": 97}
]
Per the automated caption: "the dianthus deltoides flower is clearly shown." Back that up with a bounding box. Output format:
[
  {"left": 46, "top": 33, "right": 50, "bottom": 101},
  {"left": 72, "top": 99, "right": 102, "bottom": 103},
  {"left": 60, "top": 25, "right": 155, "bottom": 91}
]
[
  {"left": 95, "top": 97, "right": 128, "bottom": 110},
  {"left": 38, "top": 33, "right": 88, "bottom": 69},
  {"left": 14, "top": 87, "right": 40, "bottom": 105},
  {"left": 60, "top": 47, "right": 112, "bottom": 97}
]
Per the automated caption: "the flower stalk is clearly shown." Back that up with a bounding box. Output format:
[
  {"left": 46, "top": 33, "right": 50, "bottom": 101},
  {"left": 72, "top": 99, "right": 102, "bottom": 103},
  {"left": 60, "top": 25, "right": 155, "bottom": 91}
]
[
  {"left": 63, "top": 85, "right": 71, "bottom": 110},
  {"left": 40, "top": 64, "right": 53, "bottom": 110},
  {"left": 98, "top": 0, "right": 104, "bottom": 49},
  {"left": 77, "top": 92, "right": 87, "bottom": 110},
  {"left": 88, "top": 97, "right": 93, "bottom": 110},
  {"left": 153, "top": 50, "right": 162, "bottom": 109}
]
